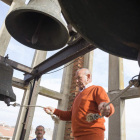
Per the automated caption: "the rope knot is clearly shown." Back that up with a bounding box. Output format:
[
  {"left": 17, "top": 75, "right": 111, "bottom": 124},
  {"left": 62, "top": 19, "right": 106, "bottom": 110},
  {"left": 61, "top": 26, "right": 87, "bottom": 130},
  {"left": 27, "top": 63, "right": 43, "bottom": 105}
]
[
  {"left": 133, "top": 79, "right": 140, "bottom": 87},
  {"left": 86, "top": 113, "right": 102, "bottom": 122},
  {"left": 129, "top": 80, "right": 134, "bottom": 85},
  {"left": 129, "top": 79, "right": 140, "bottom": 87}
]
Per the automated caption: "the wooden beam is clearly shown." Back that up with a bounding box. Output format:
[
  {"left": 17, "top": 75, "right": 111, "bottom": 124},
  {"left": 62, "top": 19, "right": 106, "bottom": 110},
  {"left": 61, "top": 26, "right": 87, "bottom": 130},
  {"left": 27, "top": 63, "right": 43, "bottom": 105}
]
[
  {"left": 12, "top": 77, "right": 27, "bottom": 90},
  {"left": 108, "top": 87, "right": 140, "bottom": 100},
  {"left": 0, "top": 56, "right": 33, "bottom": 74},
  {"left": 39, "top": 86, "right": 62, "bottom": 100},
  {"left": 11, "top": 77, "right": 63, "bottom": 100}
]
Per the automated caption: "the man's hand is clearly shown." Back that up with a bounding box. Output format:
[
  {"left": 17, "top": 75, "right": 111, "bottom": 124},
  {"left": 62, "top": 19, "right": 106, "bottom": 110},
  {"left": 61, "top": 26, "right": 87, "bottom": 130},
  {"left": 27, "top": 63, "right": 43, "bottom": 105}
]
[
  {"left": 44, "top": 106, "right": 55, "bottom": 114},
  {"left": 98, "top": 102, "right": 110, "bottom": 116}
]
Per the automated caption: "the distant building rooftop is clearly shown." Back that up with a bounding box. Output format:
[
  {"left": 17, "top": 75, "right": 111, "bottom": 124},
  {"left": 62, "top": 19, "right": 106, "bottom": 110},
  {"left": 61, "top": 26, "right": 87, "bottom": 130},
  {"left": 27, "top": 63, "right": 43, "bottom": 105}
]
[{"left": 0, "top": 123, "right": 33, "bottom": 140}]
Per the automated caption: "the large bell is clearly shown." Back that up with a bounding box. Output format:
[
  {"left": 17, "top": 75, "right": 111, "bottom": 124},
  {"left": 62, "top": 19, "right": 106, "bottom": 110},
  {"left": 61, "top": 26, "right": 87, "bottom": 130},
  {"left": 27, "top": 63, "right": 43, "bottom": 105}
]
[
  {"left": 5, "top": 0, "right": 69, "bottom": 51},
  {"left": 58, "top": 0, "right": 140, "bottom": 60},
  {"left": 0, "top": 62, "right": 16, "bottom": 106}
]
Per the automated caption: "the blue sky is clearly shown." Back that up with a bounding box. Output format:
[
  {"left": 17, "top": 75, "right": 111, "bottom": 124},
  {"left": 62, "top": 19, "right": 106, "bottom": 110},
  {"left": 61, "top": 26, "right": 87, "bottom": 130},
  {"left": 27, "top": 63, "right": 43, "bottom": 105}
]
[{"left": 0, "top": 1, "right": 140, "bottom": 139}]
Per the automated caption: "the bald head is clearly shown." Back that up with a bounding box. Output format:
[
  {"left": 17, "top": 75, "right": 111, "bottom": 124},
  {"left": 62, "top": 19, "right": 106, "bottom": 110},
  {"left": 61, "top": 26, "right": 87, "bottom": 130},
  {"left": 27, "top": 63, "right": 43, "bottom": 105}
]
[
  {"left": 76, "top": 68, "right": 92, "bottom": 78},
  {"left": 75, "top": 68, "right": 92, "bottom": 90}
]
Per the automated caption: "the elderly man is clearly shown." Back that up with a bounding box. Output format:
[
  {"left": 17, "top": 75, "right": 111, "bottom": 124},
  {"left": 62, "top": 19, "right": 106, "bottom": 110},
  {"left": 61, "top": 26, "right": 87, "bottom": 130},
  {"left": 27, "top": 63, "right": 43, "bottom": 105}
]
[
  {"left": 32, "top": 125, "right": 46, "bottom": 140},
  {"left": 44, "top": 68, "right": 114, "bottom": 140}
]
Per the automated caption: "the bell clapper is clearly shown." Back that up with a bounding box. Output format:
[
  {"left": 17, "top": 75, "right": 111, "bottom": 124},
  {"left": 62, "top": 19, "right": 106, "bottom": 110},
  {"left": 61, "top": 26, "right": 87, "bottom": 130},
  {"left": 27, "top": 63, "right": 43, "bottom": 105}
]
[
  {"left": 4, "top": 96, "right": 11, "bottom": 106},
  {"left": 31, "top": 16, "right": 45, "bottom": 45}
]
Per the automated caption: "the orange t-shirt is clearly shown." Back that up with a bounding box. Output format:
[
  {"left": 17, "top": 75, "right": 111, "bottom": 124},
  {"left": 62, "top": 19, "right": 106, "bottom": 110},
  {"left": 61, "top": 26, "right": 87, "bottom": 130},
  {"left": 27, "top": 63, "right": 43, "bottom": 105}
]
[{"left": 54, "top": 85, "right": 114, "bottom": 137}]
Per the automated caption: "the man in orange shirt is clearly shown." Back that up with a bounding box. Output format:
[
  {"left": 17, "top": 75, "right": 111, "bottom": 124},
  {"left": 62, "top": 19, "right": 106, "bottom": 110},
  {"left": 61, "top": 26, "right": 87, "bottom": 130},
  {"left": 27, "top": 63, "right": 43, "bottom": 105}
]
[{"left": 44, "top": 68, "right": 115, "bottom": 140}]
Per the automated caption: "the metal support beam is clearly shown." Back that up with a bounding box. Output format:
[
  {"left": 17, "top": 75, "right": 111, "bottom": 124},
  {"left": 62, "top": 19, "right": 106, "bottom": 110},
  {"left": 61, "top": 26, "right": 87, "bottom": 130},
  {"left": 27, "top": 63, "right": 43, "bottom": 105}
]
[
  {"left": 20, "top": 77, "right": 41, "bottom": 140},
  {"left": 12, "top": 83, "right": 32, "bottom": 140},
  {"left": 0, "top": 56, "right": 33, "bottom": 74},
  {"left": 24, "top": 38, "right": 96, "bottom": 82},
  {"left": 0, "top": 39, "right": 95, "bottom": 83},
  {"left": 22, "top": 50, "right": 47, "bottom": 140}
]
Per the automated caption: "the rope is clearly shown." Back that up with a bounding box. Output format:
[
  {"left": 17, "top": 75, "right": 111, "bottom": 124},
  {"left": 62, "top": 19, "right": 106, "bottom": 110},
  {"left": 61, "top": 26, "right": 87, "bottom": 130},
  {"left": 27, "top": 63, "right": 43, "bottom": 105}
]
[
  {"left": 10, "top": 103, "right": 59, "bottom": 124},
  {"left": 104, "top": 81, "right": 133, "bottom": 107},
  {"left": 86, "top": 79, "right": 140, "bottom": 122},
  {"left": 45, "top": 55, "right": 83, "bottom": 75},
  {"left": 11, "top": 78, "right": 140, "bottom": 123}
]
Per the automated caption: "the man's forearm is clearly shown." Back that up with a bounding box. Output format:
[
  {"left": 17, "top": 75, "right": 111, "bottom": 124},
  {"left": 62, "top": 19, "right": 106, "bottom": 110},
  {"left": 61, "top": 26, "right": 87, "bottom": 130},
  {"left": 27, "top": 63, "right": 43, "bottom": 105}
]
[{"left": 54, "top": 109, "right": 72, "bottom": 121}]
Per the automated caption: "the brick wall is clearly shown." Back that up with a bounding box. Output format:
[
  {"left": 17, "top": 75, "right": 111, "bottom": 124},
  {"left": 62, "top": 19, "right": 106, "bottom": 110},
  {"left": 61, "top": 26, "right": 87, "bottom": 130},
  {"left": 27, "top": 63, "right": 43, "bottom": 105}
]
[{"left": 64, "top": 56, "right": 84, "bottom": 140}]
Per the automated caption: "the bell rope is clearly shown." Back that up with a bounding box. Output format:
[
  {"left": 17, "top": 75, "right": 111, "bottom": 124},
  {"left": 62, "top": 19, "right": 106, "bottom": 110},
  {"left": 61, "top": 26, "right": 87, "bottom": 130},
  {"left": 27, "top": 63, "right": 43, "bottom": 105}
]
[
  {"left": 86, "top": 78, "right": 140, "bottom": 122},
  {"left": 10, "top": 103, "right": 59, "bottom": 124}
]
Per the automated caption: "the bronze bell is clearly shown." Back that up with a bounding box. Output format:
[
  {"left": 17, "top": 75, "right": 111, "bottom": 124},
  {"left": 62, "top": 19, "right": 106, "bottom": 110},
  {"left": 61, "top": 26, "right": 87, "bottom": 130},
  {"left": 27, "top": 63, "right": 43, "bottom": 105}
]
[
  {"left": 0, "top": 62, "right": 16, "bottom": 106},
  {"left": 5, "top": 0, "right": 69, "bottom": 51},
  {"left": 58, "top": 0, "right": 140, "bottom": 60}
]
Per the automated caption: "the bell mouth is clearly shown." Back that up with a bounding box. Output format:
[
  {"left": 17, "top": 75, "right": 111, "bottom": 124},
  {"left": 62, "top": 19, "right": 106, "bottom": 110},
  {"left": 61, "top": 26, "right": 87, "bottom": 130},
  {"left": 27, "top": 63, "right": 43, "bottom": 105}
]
[
  {"left": 59, "top": 0, "right": 140, "bottom": 60},
  {"left": 0, "top": 86, "right": 16, "bottom": 102},
  {"left": 0, "top": 92, "right": 16, "bottom": 102},
  {"left": 5, "top": 7, "right": 69, "bottom": 51}
]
